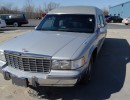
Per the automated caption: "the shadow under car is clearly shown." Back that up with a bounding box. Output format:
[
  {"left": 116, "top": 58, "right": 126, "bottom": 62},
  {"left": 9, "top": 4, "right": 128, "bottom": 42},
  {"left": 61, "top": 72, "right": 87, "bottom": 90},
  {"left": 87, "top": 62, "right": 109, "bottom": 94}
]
[{"left": 27, "top": 38, "right": 130, "bottom": 99}]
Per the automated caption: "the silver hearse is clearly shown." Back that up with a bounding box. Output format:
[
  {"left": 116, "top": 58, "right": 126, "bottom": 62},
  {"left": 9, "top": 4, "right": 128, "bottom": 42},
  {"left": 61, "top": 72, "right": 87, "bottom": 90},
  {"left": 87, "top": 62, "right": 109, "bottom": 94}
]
[{"left": 0, "top": 6, "right": 107, "bottom": 87}]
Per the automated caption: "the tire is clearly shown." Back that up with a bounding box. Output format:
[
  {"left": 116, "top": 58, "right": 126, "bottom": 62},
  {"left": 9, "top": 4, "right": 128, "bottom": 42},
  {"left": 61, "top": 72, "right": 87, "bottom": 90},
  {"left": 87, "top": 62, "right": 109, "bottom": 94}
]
[
  {"left": 125, "top": 23, "right": 128, "bottom": 25},
  {"left": 79, "top": 57, "right": 93, "bottom": 84},
  {"left": 3, "top": 72, "right": 11, "bottom": 80},
  {"left": 13, "top": 22, "right": 19, "bottom": 27}
]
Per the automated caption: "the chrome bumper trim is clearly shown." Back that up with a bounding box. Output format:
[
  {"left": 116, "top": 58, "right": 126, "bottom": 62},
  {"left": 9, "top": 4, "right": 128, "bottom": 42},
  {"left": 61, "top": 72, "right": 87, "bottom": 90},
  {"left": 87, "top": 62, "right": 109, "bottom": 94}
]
[{"left": 2, "top": 66, "right": 83, "bottom": 86}]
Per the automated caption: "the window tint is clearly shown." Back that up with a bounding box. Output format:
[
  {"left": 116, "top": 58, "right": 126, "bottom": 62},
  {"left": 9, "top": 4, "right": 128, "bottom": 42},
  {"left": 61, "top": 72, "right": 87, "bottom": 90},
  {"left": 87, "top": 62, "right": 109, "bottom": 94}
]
[
  {"left": 101, "top": 15, "right": 106, "bottom": 25},
  {"left": 37, "top": 14, "right": 95, "bottom": 33},
  {"left": 41, "top": 17, "right": 55, "bottom": 29},
  {"left": 0, "top": 15, "right": 9, "bottom": 20},
  {"left": 11, "top": 14, "right": 24, "bottom": 19},
  {"left": 99, "top": 15, "right": 105, "bottom": 27},
  {"left": 97, "top": 15, "right": 101, "bottom": 24}
]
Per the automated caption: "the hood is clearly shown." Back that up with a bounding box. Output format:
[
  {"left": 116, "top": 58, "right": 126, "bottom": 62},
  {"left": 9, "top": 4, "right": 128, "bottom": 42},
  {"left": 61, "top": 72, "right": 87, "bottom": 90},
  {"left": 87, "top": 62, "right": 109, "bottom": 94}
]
[{"left": 0, "top": 31, "right": 91, "bottom": 59}]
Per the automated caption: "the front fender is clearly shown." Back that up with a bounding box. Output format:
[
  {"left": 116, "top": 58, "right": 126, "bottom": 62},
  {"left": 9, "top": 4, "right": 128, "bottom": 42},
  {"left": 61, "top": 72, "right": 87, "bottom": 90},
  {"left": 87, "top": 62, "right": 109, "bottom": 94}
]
[{"left": 87, "top": 45, "right": 97, "bottom": 63}]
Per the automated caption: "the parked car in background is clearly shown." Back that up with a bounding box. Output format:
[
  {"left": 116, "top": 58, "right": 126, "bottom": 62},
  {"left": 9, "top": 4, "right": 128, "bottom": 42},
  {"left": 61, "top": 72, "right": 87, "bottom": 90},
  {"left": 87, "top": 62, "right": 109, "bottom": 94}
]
[
  {"left": 0, "top": 18, "right": 6, "bottom": 28},
  {"left": 106, "top": 16, "right": 123, "bottom": 23},
  {"left": 0, "top": 6, "right": 107, "bottom": 87},
  {"left": 34, "top": 17, "right": 42, "bottom": 19},
  {"left": 105, "top": 15, "right": 111, "bottom": 22},
  {"left": 122, "top": 18, "right": 130, "bottom": 25},
  {"left": 0, "top": 14, "right": 28, "bottom": 27}
]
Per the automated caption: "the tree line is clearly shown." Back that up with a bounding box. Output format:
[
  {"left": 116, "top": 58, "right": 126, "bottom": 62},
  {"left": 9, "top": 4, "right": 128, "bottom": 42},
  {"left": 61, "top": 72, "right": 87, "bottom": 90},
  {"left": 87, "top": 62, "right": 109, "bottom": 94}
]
[
  {"left": 0, "top": 0, "right": 60, "bottom": 19},
  {"left": 0, "top": 0, "right": 109, "bottom": 19}
]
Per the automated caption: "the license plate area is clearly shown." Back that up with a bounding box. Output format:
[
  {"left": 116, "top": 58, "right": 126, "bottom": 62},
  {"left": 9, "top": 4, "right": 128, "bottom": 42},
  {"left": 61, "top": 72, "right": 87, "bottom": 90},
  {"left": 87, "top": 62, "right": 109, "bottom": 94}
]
[{"left": 12, "top": 77, "right": 28, "bottom": 87}]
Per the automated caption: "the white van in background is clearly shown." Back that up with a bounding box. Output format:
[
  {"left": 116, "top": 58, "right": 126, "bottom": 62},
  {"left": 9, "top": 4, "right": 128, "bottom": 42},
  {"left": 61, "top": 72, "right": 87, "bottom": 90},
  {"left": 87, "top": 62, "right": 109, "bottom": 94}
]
[
  {"left": 122, "top": 18, "right": 130, "bottom": 25},
  {"left": 0, "top": 18, "right": 6, "bottom": 28}
]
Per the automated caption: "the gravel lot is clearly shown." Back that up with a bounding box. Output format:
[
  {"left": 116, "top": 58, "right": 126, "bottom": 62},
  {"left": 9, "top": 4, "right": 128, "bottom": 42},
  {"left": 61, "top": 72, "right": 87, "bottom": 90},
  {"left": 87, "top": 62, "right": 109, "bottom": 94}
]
[
  {"left": 0, "top": 19, "right": 41, "bottom": 31},
  {"left": 0, "top": 28, "right": 130, "bottom": 100},
  {"left": 0, "top": 30, "right": 32, "bottom": 44}
]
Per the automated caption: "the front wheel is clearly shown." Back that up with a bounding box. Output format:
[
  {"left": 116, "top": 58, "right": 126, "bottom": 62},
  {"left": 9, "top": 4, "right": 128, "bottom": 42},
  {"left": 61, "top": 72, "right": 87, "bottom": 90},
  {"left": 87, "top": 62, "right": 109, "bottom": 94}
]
[{"left": 13, "top": 22, "right": 19, "bottom": 27}]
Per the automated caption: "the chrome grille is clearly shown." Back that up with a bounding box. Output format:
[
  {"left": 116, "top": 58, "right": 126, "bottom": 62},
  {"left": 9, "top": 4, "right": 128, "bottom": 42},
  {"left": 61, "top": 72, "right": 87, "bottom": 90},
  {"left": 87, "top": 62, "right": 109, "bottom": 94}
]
[{"left": 4, "top": 51, "right": 51, "bottom": 73}]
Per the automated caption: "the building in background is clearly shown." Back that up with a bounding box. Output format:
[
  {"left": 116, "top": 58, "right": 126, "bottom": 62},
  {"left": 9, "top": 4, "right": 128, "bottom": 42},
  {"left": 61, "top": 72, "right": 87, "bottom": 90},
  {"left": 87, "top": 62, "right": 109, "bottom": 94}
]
[{"left": 109, "top": 1, "right": 130, "bottom": 18}]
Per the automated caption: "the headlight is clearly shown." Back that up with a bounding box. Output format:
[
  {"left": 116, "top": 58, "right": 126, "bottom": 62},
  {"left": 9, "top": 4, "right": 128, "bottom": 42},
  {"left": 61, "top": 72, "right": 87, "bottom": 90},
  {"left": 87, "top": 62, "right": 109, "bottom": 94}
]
[
  {"left": 0, "top": 50, "right": 6, "bottom": 62},
  {"left": 52, "top": 57, "right": 86, "bottom": 70},
  {"left": 52, "top": 60, "right": 71, "bottom": 70}
]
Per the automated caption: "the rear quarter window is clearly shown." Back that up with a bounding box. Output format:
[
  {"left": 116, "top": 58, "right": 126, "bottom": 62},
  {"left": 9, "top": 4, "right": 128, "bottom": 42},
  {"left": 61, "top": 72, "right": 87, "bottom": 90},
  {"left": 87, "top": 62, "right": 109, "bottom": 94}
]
[
  {"left": 0, "top": 15, "right": 9, "bottom": 20},
  {"left": 11, "top": 14, "right": 24, "bottom": 19},
  {"left": 98, "top": 15, "right": 106, "bottom": 27}
]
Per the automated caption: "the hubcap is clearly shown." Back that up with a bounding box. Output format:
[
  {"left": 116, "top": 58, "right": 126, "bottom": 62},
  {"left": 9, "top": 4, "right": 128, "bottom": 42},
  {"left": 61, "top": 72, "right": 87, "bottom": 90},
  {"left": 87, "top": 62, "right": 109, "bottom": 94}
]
[{"left": 14, "top": 22, "right": 18, "bottom": 27}]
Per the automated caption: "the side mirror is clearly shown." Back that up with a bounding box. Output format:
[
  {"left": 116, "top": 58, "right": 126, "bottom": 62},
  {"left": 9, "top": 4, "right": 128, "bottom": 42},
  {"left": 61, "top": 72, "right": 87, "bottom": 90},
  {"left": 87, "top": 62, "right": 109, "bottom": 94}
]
[
  {"left": 101, "top": 24, "right": 105, "bottom": 27},
  {"left": 97, "top": 24, "right": 101, "bottom": 28},
  {"left": 98, "top": 23, "right": 106, "bottom": 28}
]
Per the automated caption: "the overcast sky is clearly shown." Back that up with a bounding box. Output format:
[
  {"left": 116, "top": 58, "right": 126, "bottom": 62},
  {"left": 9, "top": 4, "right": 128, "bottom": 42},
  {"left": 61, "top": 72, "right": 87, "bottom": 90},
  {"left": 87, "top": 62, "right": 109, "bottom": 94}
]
[{"left": 0, "top": 0, "right": 129, "bottom": 9}]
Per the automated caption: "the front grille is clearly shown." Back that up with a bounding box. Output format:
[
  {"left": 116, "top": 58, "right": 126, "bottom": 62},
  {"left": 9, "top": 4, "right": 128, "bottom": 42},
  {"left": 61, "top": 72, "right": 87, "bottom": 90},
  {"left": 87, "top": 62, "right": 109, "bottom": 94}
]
[{"left": 4, "top": 51, "right": 51, "bottom": 73}]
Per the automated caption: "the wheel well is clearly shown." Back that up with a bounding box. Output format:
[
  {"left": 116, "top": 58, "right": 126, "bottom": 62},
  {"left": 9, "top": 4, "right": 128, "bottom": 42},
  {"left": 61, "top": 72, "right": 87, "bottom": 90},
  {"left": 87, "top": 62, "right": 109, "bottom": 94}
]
[{"left": 92, "top": 48, "right": 97, "bottom": 62}]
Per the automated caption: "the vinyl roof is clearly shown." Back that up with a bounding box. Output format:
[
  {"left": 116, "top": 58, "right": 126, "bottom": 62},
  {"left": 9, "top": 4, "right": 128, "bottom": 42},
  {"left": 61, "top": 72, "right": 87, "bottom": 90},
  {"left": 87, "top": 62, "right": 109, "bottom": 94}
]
[{"left": 48, "top": 6, "right": 99, "bottom": 15}]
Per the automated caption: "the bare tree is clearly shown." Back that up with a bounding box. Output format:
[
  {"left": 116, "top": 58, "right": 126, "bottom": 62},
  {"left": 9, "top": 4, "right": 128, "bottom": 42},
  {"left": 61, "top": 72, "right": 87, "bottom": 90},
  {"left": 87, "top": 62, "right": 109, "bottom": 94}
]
[
  {"left": 5, "top": 3, "right": 13, "bottom": 11},
  {"left": 34, "top": 6, "right": 43, "bottom": 18},
  {"left": 0, "top": 1, "right": 60, "bottom": 19},
  {"left": 102, "top": 7, "right": 109, "bottom": 16},
  {"left": 43, "top": 2, "right": 60, "bottom": 13},
  {"left": 22, "top": 0, "right": 35, "bottom": 18},
  {"left": 0, "top": 3, "right": 13, "bottom": 14},
  {"left": 0, "top": 3, "right": 20, "bottom": 14},
  {"left": 13, "top": 6, "right": 20, "bottom": 13}
]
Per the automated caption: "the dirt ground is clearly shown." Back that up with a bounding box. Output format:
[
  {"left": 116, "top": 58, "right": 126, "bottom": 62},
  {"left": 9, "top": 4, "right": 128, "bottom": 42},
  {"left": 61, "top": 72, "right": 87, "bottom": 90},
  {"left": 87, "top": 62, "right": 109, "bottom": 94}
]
[
  {"left": 0, "top": 29, "right": 130, "bottom": 100},
  {"left": 0, "top": 30, "right": 31, "bottom": 44}
]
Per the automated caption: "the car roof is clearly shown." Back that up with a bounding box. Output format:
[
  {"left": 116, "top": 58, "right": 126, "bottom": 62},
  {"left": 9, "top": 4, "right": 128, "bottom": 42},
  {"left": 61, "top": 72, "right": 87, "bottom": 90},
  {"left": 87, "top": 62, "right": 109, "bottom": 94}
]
[{"left": 48, "top": 6, "right": 101, "bottom": 15}]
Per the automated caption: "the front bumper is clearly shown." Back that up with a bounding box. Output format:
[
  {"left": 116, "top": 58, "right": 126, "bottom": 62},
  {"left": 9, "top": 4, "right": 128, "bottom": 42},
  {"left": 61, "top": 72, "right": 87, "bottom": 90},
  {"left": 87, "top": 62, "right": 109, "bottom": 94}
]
[{"left": 1, "top": 63, "right": 85, "bottom": 87}]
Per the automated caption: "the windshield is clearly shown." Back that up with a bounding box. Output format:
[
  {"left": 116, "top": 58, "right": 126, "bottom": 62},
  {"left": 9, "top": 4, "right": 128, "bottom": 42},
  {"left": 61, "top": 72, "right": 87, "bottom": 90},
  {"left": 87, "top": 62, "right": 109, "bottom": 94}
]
[{"left": 37, "top": 14, "right": 95, "bottom": 33}]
